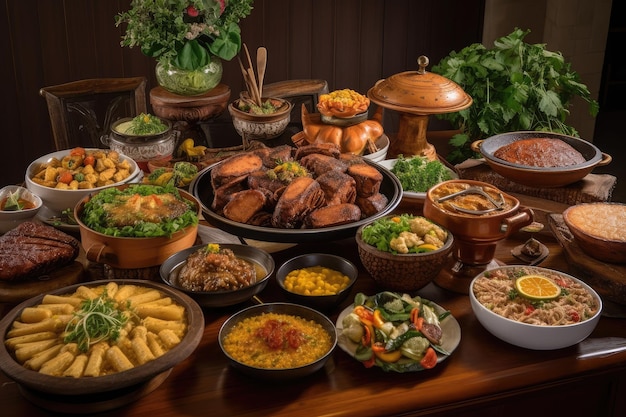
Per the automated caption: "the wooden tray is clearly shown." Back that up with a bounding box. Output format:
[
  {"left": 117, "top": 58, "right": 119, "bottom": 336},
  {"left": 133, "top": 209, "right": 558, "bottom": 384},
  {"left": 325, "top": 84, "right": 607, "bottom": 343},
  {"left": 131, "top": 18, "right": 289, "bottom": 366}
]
[
  {"left": 0, "top": 261, "right": 84, "bottom": 304},
  {"left": 548, "top": 213, "right": 626, "bottom": 306}
]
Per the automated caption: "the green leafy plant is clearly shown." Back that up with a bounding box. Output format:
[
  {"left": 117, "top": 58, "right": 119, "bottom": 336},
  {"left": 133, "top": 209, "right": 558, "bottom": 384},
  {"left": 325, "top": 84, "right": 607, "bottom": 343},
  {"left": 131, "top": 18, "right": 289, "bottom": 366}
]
[
  {"left": 115, "top": 0, "right": 254, "bottom": 70},
  {"left": 431, "top": 28, "right": 599, "bottom": 164}
]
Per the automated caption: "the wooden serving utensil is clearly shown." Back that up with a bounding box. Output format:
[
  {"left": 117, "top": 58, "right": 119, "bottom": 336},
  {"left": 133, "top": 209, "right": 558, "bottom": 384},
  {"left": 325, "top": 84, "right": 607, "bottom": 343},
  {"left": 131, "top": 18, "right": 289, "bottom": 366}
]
[{"left": 256, "top": 47, "right": 267, "bottom": 99}]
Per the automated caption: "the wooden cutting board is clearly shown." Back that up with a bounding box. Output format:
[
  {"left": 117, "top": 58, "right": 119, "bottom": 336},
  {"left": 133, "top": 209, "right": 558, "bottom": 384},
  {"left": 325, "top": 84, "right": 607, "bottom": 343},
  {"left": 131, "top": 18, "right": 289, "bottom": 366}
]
[
  {"left": 0, "top": 261, "right": 84, "bottom": 305},
  {"left": 548, "top": 213, "right": 626, "bottom": 306}
]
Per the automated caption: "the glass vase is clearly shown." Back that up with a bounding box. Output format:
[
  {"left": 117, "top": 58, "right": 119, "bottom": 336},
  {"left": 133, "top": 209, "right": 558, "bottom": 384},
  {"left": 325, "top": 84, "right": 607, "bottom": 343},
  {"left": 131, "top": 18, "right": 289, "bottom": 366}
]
[{"left": 155, "top": 58, "right": 223, "bottom": 96}]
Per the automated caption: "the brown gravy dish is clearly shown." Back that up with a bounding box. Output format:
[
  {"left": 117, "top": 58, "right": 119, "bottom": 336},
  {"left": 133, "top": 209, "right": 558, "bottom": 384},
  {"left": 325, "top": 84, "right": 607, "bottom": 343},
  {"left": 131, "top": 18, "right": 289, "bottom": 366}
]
[{"left": 430, "top": 182, "right": 515, "bottom": 216}]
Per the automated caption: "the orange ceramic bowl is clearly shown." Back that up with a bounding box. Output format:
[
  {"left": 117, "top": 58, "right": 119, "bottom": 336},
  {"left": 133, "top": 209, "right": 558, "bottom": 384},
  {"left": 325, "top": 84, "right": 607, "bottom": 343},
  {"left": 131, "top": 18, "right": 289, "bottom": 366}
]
[
  {"left": 75, "top": 185, "right": 200, "bottom": 269},
  {"left": 562, "top": 202, "right": 626, "bottom": 264}
]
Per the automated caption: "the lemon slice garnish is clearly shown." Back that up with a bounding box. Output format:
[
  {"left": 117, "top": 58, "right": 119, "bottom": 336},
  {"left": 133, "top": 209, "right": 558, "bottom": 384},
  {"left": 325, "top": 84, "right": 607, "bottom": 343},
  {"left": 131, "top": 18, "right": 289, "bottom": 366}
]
[{"left": 515, "top": 275, "right": 561, "bottom": 300}]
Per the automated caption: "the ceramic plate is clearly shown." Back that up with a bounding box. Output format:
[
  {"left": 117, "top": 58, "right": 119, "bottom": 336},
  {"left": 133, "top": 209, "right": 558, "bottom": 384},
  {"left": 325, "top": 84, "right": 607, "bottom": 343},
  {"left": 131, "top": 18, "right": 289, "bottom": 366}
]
[
  {"left": 38, "top": 205, "right": 80, "bottom": 234},
  {"left": 376, "top": 159, "right": 458, "bottom": 204},
  {"left": 335, "top": 297, "right": 461, "bottom": 371}
]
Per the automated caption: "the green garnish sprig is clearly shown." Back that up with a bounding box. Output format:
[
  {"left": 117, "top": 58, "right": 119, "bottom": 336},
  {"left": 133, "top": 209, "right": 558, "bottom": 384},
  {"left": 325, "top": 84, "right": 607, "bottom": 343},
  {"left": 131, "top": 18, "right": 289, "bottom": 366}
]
[{"left": 64, "top": 292, "right": 129, "bottom": 352}]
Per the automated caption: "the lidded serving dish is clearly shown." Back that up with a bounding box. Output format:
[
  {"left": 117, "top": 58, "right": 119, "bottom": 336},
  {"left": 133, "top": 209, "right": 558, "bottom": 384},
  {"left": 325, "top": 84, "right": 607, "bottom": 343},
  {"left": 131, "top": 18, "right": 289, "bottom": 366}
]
[{"left": 368, "top": 56, "right": 472, "bottom": 160}]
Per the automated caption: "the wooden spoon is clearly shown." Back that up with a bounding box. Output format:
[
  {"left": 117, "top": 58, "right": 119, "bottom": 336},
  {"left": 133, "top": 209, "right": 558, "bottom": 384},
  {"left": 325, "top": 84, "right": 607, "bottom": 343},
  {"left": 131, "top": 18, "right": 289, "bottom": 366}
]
[{"left": 256, "top": 47, "right": 267, "bottom": 99}]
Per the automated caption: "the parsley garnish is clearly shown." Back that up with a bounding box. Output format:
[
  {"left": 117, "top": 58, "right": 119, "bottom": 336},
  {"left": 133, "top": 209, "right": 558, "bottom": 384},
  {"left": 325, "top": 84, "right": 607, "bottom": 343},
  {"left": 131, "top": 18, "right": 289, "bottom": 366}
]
[{"left": 64, "top": 292, "right": 129, "bottom": 352}]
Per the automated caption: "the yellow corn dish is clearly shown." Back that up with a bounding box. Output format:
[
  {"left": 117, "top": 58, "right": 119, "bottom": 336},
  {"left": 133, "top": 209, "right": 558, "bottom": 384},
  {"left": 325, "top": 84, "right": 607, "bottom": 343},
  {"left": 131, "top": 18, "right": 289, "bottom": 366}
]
[{"left": 283, "top": 266, "right": 351, "bottom": 296}]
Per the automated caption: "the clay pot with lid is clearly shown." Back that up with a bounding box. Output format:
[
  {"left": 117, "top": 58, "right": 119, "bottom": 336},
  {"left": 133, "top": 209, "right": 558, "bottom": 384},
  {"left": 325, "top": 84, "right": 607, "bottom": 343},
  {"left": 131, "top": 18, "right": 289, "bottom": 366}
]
[
  {"left": 368, "top": 56, "right": 472, "bottom": 160},
  {"left": 423, "top": 179, "right": 534, "bottom": 293}
]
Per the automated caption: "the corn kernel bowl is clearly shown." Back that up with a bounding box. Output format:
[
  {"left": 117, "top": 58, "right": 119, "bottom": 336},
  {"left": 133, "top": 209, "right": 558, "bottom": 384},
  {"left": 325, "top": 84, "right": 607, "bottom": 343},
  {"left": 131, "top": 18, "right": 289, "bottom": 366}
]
[{"left": 275, "top": 253, "right": 358, "bottom": 312}]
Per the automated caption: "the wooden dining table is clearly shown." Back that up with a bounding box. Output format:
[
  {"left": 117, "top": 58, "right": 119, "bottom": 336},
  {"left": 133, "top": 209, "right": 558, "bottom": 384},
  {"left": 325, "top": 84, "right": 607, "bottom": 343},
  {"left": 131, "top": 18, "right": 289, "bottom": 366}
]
[{"left": 1, "top": 193, "right": 625, "bottom": 417}]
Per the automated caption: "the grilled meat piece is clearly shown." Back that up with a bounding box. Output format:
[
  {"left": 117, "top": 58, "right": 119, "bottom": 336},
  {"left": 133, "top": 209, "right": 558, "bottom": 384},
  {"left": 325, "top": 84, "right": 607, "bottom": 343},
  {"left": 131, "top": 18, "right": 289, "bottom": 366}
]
[
  {"left": 222, "top": 189, "right": 267, "bottom": 224},
  {"left": 0, "top": 222, "right": 79, "bottom": 281},
  {"left": 356, "top": 193, "right": 389, "bottom": 218},
  {"left": 211, "top": 153, "right": 263, "bottom": 189},
  {"left": 272, "top": 177, "right": 325, "bottom": 228},
  {"left": 299, "top": 153, "right": 349, "bottom": 176},
  {"left": 316, "top": 170, "right": 357, "bottom": 206},
  {"left": 294, "top": 143, "right": 341, "bottom": 160},
  {"left": 304, "top": 203, "right": 361, "bottom": 228},
  {"left": 348, "top": 163, "right": 383, "bottom": 197}
]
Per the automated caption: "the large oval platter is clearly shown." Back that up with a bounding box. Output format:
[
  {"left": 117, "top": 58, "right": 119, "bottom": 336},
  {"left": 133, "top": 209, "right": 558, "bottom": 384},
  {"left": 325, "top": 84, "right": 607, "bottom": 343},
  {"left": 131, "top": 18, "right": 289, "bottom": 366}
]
[
  {"left": 190, "top": 158, "right": 402, "bottom": 243},
  {"left": 335, "top": 294, "right": 461, "bottom": 372}
]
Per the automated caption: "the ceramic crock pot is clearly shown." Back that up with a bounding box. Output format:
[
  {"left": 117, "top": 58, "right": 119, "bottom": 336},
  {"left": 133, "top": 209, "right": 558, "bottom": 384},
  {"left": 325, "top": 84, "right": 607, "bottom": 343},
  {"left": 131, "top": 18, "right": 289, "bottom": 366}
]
[
  {"left": 102, "top": 117, "right": 178, "bottom": 171},
  {"left": 74, "top": 185, "right": 200, "bottom": 269},
  {"left": 423, "top": 179, "right": 533, "bottom": 293}
]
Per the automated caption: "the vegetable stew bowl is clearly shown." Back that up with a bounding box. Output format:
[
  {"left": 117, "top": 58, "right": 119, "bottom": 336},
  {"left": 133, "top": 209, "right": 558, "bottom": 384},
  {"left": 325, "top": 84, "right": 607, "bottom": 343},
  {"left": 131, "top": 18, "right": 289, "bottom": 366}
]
[
  {"left": 355, "top": 215, "right": 454, "bottom": 292},
  {"left": 218, "top": 303, "right": 337, "bottom": 380},
  {"left": 25, "top": 148, "right": 142, "bottom": 214},
  {"left": 275, "top": 253, "right": 358, "bottom": 312},
  {"left": 75, "top": 184, "right": 200, "bottom": 269},
  {"left": 0, "top": 279, "right": 204, "bottom": 412},
  {"left": 469, "top": 266, "right": 602, "bottom": 350},
  {"left": 471, "top": 131, "right": 612, "bottom": 188},
  {"left": 159, "top": 243, "right": 275, "bottom": 308}
]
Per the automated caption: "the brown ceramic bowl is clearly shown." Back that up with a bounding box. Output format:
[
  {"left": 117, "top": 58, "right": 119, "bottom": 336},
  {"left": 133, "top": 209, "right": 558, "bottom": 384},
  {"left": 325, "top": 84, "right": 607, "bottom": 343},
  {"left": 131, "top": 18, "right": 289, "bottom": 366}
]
[
  {"left": 472, "top": 131, "right": 612, "bottom": 188},
  {"left": 75, "top": 184, "right": 200, "bottom": 269},
  {"left": 355, "top": 216, "right": 454, "bottom": 291},
  {"left": 0, "top": 279, "right": 204, "bottom": 411},
  {"left": 562, "top": 202, "right": 626, "bottom": 264},
  {"left": 423, "top": 179, "right": 534, "bottom": 265},
  {"left": 228, "top": 98, "right": 293, "bottom": 141}
]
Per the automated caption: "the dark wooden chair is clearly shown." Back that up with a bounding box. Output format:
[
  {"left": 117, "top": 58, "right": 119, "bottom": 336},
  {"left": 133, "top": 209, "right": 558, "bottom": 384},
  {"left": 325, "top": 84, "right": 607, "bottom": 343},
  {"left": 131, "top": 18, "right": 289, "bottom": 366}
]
[{"left": 40, "top": 77, "right": 148, "bottom": 150}]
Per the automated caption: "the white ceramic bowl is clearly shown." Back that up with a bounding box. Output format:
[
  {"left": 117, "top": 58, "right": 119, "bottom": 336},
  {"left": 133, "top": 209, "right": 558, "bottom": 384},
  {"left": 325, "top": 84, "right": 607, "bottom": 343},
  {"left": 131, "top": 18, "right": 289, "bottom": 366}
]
[
  {"left": 362, "top": 134, "right": 390, "bottom": 163},
  {"left": 0, "top": 186, "right": 43, "bottom": 234},
  {"left": 469, "top": 265, "right": 602, "bottom": 350},
  {"left": 24, "top": 149, "right": 141, "bottom": 214}
]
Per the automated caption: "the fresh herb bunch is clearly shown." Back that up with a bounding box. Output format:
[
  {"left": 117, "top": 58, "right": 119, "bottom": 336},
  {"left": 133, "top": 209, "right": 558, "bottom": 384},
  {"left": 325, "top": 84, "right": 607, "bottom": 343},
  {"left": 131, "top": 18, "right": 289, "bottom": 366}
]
[
  {"left": 64, "top": 292, "right": 130, "bottom": 352},
  {"left": 116, "top": 0, "right": 254, "bottom": 70},
  {"left": 431, "top": 28, "right": 600, "bottom": 164},
  {"left": 126, "top": 113, "right": 169, "bottom": 135},
  {"left": 391, "top": 155, "right": 453, "bottom": 193}
]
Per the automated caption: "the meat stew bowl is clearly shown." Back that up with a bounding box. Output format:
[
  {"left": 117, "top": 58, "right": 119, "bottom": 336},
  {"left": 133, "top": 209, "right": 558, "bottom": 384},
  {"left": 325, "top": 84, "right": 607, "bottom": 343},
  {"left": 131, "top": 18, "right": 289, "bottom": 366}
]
[
  {"left": 25, "top": 148, "right": 142, "bottom": 214},
  {"left": 469, "top": 266, "right": 602, "bottom": 350},
  {"left": 159, "top": 243, "right": 275, "bottom": 308},
  {"left": 190, "top": 157, "right": 402, "bottom": 243},
  {"left": 471, "top": 131, "right": 611, "bottom": 188},
  {"left": 0, "top": 279, "right": 204, "bottom": 406},
  {"left": 218, "top": 302, "right": 337, "bottom": 380}
]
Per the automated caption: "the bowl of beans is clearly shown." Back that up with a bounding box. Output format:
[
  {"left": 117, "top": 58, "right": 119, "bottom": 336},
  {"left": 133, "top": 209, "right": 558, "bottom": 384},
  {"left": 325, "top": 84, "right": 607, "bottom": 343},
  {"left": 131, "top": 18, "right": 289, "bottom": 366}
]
[
  {"left": 275, "top": 253, "right": 358, "bottom": 312},
  {"left": 159, "top": 243, "right": 275, "bottom": 308},
  {"left": 218, "top": 302, "right": 337, "bottom": 380}
]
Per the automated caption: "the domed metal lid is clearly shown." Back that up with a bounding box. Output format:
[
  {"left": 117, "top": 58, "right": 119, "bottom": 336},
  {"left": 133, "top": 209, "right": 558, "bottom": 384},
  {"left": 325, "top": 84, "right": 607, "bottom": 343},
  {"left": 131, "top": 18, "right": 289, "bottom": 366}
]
[{"left": 367, "top": 56, "right": 473, "bottom": 115}]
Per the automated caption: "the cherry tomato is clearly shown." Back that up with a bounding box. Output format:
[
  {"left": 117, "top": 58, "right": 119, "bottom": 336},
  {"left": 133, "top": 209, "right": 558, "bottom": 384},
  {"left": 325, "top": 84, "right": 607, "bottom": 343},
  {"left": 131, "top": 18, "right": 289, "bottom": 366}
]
[
  {"left": 57, "top": 171, "right": 73, "bottom": 184},
  {"left": 70, "top": 147, "right": 86, "bottom": 156},
  {"left": 83, "top": 155, "right": 95, "bottom": 166},
  {"left": 420, "top": 347, "right": 438, "bottom": 369}
]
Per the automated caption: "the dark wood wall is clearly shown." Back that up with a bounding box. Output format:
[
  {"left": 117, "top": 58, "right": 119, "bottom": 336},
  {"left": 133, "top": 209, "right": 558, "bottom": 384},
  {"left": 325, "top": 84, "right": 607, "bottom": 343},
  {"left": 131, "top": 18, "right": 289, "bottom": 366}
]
[{"left": 1, "top": 0, "right": 484, "bottom": 185}]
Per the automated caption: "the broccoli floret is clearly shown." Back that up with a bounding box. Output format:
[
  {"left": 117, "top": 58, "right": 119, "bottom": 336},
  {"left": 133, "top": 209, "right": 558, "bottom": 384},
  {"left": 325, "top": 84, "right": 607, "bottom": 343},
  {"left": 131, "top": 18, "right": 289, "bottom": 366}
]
[
  {"left": 148, "top": 168, "right": 168, "bottom": 182},
  {"left": 392, "top": 156, "right": 453, "bottom": 193},
  {"left": 173, "top": 162, "right": 198, "bottom": 177}
]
